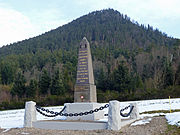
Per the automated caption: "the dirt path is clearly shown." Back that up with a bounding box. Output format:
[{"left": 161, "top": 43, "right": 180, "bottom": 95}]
[{"left": 0, "top": 117, "right": 169, "bottom": 135}]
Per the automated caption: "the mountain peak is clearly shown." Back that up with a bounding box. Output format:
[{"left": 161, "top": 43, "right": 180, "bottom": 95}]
[{"left": 0, "top": 9, "right": 175, "bottom": 57}]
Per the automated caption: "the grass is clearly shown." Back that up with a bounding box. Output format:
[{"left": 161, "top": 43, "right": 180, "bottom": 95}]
[
  {"left": 140, "top": 109, "right": 180, "bottom": 114},
  {"left": 140, "top": 109, "right": 180, "bottom": 135},
  {"left": 164, "top": 124, "right": 180, "bottom": 135}
]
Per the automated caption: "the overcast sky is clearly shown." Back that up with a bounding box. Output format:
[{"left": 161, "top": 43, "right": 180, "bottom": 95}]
[{"left": 0, "top": 0, "right": 180, "bottom": 47}]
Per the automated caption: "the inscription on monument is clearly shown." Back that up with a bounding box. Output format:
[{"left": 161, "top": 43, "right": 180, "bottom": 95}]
[{"left": 76, "top": 48, "right": 89, "bottom": 84}]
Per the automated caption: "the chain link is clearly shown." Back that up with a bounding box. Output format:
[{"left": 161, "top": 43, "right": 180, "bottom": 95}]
[
  {"left": 120, "top": 105, "right": 130, "bottom": 112},
  {"left": 35, "top": 104, "right": 109, "bottom": 117},
  {"left": 35, "top": 105, "right": 66, "bottom": 117},
  {"left": 120, "top": 105, "right": 134, "bottom": 117},
  {"left": 104, "top": 104, "right": 134, "bottom": 117}
]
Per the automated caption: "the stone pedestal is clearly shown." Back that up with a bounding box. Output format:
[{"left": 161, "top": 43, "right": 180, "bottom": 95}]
[
  {"left": 24, "top": 101, "right": 37, "bottom": 127},
  {"left": 130, "top": 103, "right": 140, "bottom": 119},
  {"left": 64, "top": 103, "right": 104, "bottom": 121},
  {"left": 108, "top": 100, "right": 121, "bottom": 130}
]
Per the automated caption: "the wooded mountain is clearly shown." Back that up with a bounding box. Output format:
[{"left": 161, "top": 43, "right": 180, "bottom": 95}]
[
  {"left": 0, "top": 9, "right": 176, "bottom": 56},
  {"left": 0, "top": 9, "right": 180, "bottom": 109}
]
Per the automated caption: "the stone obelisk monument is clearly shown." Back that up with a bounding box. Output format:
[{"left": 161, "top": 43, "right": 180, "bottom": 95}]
[
  {"left": 74, "top": 37, "right": 97, "bottom": 102},
  {"left": 64, "top": 38, "right": 104, "bottom": 120}
]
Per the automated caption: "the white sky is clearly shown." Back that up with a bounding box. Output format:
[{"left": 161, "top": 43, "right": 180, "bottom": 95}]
[{"left": 0, "top": 0, "right": 180, "bottom": 47}]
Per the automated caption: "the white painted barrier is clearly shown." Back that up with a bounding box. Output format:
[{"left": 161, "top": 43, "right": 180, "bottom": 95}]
[{"left": 23, "top": 101, "right": 139, "bottom": 130}]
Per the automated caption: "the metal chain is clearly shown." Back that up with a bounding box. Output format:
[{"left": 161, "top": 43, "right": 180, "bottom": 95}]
[
  {"left": 35, "top": 104, "right": 109, "bottom": 117},
  {"left": 36, "top": 104, "right": 134, "bottom": 118},
  {"left": 104, "top": 105, "right": 133, "bottom": 116},
  {"left": 120, "top": 105, "right": 134, "bottom": 117},
  {"left": 120, "top": 105, "right": 130, "bottom": 112},
  {"left": 35, "top": 105, "right": 66, "bottom": 117}
]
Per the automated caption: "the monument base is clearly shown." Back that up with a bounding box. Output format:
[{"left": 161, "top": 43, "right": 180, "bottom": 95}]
[
  {"left": 74, "top": 84, "right": 97, "bottom": 102},
  {"left": 64, "top": 103, "right": 104, "bottom": 121}
]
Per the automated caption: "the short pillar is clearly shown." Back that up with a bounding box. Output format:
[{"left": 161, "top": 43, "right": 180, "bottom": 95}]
[
  {"left": 130, "top": 103, "right": 139, "bottom": 119},
  {"left": 24, "top": 101, "right": 37, "bottom": 127},
  {"left": 108, "top": 100, "right": 121, "bottom": 130}
]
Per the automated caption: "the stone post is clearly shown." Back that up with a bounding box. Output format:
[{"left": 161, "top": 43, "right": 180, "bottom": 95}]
[
  {"left": 24, "top": 101, "right": 37, "bottom": 127},
  {"left": 130, "top": 103, "right": 140, "bottom": 119},
  {"left": 107, "top": 100, "right": 121, "bottom": 130}
]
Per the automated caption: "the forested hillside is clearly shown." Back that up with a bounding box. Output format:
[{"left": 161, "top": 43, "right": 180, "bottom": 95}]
[{"left": 0, "top": 9, "right": 180, "bottom": 110}]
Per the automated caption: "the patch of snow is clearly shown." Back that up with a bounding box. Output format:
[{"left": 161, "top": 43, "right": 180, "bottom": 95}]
[
  {"left": 2, "top": 128, "right": 11, "bottom": 133},
  {"left": 97, "top": 119, "right": 108, "bottom": 122},
  {"left": 124, "top": 98, "right": 180, "bottom": 113},
  {"left": 21, "top": 132, "right": 30, "bottom": 135},
  {"left": 140, "top": 113, "right": 165, "bottom": 119},
  {"left": 54, "top": 116, "right": 67, "bottom": 120},
  {"left": 0, "top": 98, "right": 180, "bottom": 129},
  {"left": 131, "top": 118, "right": 152, "bottom": 126},
  {"left": 165, "top": 112, "right": 180, "bottom": 127},
  {"left": 0, "top": 109, "right": 24, "bottom": 129}
]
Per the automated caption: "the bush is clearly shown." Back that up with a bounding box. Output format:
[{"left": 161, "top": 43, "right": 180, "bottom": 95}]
[{"left": 0, "top": 101, "right": 24, "bottom": 110}]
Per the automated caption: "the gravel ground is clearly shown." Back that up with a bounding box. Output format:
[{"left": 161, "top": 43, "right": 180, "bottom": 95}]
[
  {"left": 121, "top": 117, "right": 167, "bottom": 135},
  {"left": 0, "top": 117, "right": 168, "bottom": 135}
]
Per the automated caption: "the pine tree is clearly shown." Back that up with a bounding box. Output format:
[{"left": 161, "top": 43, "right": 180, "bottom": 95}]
[
  {"left": 63, "top": 68, "right": 72, "bottom": 91},
  {"left": 50, "top": 70, "right": 64, "bottom": 95},
  {"left": 39, "top": 70, "right": 51, "bottom": 95},
  {"left": 111, "top": 64, "right": 131, "bottom": 92},
  {"left": 164, "top": 64, "right": 174, "bottom": 87},
  {"left": 135, "top": 75, "right": 143, "bottom": 88},
  {"left": 97, "top": 68, "right": 107, "bottom": 91},
  {"left": 27, "top": 79, "right": 38, "bottom": 98},
  {"left": 1, "top": 63, "right": 15, "bottom": 85},
  {"left": 11, "top": 72, "right": 26, "bottom": 98},
  {"left": 0, "top": 73, "right": 2, "bottom": 84},
  {"left": 175, "top": 63, "right": 180, "bottom": 85}
]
